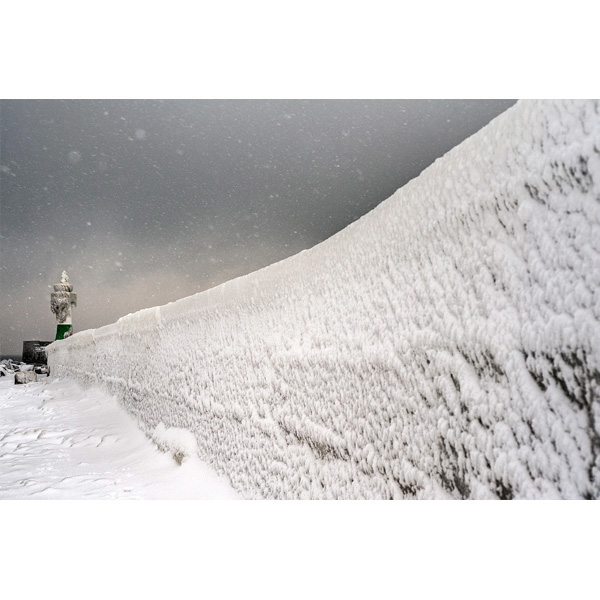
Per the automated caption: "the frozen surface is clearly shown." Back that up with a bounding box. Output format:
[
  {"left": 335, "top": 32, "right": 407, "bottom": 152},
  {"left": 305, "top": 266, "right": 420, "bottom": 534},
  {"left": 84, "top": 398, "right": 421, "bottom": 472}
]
[
  {"left": 0, "top": 376, "right": 239, "bottom": 499},
  {"left": 48, "top": 100, "right": 600, "bottom": 499}
]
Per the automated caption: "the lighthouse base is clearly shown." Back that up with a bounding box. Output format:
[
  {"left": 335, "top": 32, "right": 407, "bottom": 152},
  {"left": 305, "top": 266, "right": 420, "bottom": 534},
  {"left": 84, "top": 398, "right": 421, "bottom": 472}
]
[{"left": 55, "top": 324, "right": 72, "bottom": 340}]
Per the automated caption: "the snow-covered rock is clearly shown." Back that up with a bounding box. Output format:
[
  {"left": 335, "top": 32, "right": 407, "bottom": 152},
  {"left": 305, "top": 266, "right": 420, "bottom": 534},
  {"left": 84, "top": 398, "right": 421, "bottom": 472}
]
[
  {"left": 150, "top": 423, "right": 199, "bottom": 465},
  {"left": 47, "top": 100, "right": 600, "bottom": 499},
  {"left": 0, "top": 359, "right": 24, "bottom": 376},
  {"left": 14, "top": 371, "right": 38, "bottom": 384}
]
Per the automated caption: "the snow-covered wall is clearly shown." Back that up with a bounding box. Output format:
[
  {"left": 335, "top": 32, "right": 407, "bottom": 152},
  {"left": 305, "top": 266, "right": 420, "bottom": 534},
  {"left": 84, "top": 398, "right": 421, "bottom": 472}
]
[{"left": 48, "top": 100, "right": 600, "bottom": 499}]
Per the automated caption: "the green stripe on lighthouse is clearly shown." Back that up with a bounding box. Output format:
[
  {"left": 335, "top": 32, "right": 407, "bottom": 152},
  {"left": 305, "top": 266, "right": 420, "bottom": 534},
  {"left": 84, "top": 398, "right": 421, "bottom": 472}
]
[{"left": 55, "top": 324, "right": 72, "bottom": 340}]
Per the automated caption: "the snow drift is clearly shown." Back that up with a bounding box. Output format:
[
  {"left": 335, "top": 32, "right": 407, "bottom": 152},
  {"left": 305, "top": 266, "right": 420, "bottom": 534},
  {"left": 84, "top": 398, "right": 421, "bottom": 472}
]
[{"left": 48, "top": 100, "right": 600, "bottom": 499}]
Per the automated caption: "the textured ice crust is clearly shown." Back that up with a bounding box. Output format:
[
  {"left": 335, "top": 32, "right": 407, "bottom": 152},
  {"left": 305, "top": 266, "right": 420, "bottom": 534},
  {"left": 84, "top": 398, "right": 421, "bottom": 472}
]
[{"left": 48, "top": 100, "right": 600, "bottom": 499}]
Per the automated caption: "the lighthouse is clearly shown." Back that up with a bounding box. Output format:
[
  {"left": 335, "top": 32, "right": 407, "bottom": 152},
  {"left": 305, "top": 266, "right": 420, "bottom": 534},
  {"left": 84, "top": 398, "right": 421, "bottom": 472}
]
[{"left": 50, "top": 271, "right": 77, "bottom": 340}]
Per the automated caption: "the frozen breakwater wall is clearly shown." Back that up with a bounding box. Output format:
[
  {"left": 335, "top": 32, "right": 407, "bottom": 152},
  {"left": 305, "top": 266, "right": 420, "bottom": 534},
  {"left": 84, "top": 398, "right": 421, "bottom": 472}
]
[{"left": 48, "top": 100, "right": 600, "bottom": 499}]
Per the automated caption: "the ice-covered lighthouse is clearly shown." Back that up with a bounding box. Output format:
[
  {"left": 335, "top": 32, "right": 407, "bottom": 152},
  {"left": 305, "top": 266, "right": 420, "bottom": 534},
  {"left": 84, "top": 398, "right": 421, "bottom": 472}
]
[{"left": 50, "top": 271, "right": 77, "bottom": 340}]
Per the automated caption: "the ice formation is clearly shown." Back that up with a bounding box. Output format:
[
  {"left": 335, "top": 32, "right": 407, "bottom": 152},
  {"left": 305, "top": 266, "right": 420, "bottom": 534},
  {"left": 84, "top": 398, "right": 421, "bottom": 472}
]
[
  {"left": 47, "top": 100, "right": 600, "bottom": 499},
  {"left": 150, "top": 423, "right": 199, "bottom": 465}
]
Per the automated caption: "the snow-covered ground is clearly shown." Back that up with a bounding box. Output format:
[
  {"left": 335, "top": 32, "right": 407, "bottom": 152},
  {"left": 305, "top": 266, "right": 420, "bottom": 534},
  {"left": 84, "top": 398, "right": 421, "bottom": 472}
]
[
  {"left": 48, "top": 100, "right": 600, "bottom": 499},
  {"left": 0, "top": 375, "right": 239, "bottom": 499}
]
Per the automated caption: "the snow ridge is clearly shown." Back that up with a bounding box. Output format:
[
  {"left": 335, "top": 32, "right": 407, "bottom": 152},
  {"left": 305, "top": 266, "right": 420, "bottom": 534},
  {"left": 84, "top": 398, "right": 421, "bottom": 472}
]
[{"left": 48, "top": 100, "right": 600, "bottom": 499}]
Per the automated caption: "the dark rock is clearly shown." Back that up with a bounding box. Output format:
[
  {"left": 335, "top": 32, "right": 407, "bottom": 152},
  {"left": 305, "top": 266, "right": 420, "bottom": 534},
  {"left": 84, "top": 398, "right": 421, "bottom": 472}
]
[{"left": 22, "top": 341, "right": 52, "bottom": 365}]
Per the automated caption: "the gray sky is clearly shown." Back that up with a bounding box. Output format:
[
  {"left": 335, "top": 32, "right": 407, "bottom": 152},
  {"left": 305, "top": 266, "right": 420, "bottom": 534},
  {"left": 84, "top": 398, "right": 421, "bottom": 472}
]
[{"left": 0, "top": 99, "right": 516, "bottom": 356}]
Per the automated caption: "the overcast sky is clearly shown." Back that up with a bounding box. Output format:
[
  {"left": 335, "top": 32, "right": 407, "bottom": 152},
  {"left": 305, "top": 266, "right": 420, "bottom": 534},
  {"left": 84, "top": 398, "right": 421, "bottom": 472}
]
[{"left": 0, "top": 99, "right": 516, "bottom": 355}]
